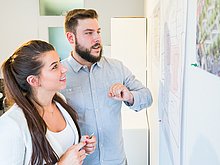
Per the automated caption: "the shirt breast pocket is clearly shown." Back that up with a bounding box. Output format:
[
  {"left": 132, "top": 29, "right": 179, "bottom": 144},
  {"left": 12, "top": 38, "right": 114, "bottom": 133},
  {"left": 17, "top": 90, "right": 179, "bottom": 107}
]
[{"left": 64, "top": 86, "right": 85, "bottom": 111}]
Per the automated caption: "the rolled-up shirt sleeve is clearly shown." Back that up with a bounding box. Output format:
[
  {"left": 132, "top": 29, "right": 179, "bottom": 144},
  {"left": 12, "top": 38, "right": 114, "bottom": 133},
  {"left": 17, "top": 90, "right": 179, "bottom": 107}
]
[{"left": 122, "top": 62, "right": 153, "bottom": 111}]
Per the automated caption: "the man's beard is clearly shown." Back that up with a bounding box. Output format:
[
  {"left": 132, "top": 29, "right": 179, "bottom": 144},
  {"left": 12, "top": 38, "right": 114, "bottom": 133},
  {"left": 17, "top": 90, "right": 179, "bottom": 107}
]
[{"left": 75, "top": 42, "right": 102, "bottom": 63}]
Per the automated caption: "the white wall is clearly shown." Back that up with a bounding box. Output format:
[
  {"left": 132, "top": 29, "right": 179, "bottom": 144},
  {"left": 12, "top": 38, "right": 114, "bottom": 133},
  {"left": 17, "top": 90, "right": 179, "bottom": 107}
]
[
  {"left": 85, "top": 0, "right": 145, "bottom": 46},
  {"left": 0, "top": 0, "right": 38, "bottom": 68},
  {"left": 0, "top": 0, "right": 144, "bottom": 69},
  {"left": 111, "top": 17, "right": 148, "bottom": 165}
]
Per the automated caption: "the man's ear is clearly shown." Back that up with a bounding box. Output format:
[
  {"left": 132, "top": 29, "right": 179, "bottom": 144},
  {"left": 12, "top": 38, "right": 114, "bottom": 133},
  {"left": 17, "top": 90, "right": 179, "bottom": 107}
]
[
  {"left": 66, "top": 32, "right": 75, "bottom": 44},
  {"left": 26, "top": 75, "right": 40, "bottom": 87}
]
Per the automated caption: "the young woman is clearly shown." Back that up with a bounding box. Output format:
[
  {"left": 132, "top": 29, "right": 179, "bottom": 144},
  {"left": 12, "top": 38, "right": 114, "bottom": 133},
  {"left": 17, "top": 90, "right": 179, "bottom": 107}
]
[{"left": 0, "top": 40, "right": 96, "bottom": 165}]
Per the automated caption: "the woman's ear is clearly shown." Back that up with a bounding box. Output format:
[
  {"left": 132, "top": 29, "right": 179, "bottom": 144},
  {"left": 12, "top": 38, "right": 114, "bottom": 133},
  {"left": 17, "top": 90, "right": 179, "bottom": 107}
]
[
  {"left": 66, "top": 32, "right": 75, "bottom": 44},
  {"left": 26, "top": 75, "right": 40, "bottom": 87}
]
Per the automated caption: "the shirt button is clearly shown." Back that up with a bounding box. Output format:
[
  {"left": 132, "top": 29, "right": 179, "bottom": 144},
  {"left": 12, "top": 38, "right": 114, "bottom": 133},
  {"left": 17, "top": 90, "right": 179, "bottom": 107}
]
[{"left": 95, "top": 109, "right": 98, "bottom": 112}]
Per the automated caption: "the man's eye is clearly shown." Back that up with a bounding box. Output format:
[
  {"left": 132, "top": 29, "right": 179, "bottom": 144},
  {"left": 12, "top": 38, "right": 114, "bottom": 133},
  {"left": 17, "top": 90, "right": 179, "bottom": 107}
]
[{"left": 85, "top": 32, "right": 93, "bottom": 35}]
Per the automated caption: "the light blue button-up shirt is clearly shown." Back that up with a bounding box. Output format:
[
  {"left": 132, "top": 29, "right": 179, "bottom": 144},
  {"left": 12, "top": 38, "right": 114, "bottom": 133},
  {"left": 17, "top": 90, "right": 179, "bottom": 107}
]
[{"left": 61, "top": 55, "right": 152, "bottom": 165}]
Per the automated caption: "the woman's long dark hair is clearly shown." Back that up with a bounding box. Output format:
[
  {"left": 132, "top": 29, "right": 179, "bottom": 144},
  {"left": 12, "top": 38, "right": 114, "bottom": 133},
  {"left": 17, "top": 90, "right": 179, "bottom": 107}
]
[{"left": 1, "top": 40, "right": 81, "bottom": 165}]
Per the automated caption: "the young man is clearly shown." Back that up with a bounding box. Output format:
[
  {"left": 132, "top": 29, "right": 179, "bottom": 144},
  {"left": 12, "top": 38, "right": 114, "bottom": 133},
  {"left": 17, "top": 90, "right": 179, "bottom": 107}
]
[{"left": 61, "top": 9, "right": 153, "bottom": 165}]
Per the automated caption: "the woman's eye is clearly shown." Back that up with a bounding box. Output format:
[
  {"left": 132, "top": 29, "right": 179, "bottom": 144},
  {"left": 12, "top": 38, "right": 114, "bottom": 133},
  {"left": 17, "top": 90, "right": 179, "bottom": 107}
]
[{"left": 52, "top": 64, "right": 58, "bottom": 70}]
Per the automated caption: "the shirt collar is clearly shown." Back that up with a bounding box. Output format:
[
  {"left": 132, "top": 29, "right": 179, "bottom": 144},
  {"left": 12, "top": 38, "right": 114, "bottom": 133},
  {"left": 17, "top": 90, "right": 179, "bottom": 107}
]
[
  {"left": 67, "top": 55, "right": 83, "bottom": 72},
  {"left": 96, "top": 58, "right": 103, "bottom": 68},
  {"left": 67, "top": 52, "right": 104, "bottom": 72}
]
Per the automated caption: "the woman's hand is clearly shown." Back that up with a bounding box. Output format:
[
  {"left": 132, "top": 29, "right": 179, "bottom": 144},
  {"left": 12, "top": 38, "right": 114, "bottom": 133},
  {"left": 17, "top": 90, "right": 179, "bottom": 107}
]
[
  {"left": 58, "top": 142, "right": 86, "bottom": 165},
  {"left": 81, "top": 135, "right": 96, "bottom": 155}
]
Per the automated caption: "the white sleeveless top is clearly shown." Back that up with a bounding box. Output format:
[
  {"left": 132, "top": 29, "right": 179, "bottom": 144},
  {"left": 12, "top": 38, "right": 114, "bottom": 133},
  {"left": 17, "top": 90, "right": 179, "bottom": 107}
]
[
  {"left": 46, "top": 102, "right": 79, "bottom": 157},
  {"left": 47, "top": 120, "right": 75, "bottom": 152}
]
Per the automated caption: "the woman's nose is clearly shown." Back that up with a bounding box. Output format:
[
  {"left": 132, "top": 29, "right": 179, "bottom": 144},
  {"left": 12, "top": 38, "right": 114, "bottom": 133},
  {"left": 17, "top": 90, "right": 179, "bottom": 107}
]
[{"left": 61, "top": 65, "right": 67, "bottom": 73}]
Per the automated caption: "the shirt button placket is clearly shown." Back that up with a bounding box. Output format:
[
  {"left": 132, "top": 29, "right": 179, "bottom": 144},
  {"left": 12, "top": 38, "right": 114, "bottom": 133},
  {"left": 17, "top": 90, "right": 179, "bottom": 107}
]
[{"left": 90, "top": 69, "right": 104, "bottom": 163}]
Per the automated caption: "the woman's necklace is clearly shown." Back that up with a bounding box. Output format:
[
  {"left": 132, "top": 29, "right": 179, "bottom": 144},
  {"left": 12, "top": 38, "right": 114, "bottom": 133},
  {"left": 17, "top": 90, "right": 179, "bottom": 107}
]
[
  {"left": 49, "top": 108, "right": 54, "bottom": 116},
  {"left": 42, "top": 103, "right": 55, "bottom": 117}
]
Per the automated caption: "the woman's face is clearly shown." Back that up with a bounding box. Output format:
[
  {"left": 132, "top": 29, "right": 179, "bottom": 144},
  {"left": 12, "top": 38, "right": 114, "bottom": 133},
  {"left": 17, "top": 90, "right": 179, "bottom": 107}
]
[{"left": 38, "top": 50, "right": 67, "bottom": 92}]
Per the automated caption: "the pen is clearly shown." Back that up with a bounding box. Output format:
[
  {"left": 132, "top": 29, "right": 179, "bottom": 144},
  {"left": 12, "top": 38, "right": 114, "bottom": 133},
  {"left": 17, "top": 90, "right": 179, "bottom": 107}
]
[{"left": 89, "top": 132, "right": 94, "bottom": 139}]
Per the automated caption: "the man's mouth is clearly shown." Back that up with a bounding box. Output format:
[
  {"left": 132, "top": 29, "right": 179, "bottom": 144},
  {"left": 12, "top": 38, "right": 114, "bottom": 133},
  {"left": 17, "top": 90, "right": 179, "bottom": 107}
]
[{"left": 91, "top": 43, "right": 101, "bottom": 49}]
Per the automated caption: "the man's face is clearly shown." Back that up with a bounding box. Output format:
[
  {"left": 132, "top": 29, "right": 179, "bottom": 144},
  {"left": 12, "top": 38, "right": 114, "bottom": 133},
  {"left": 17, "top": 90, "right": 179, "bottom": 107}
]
[{"left": 75, "top": 18, "right": 102, "bottom": 63}]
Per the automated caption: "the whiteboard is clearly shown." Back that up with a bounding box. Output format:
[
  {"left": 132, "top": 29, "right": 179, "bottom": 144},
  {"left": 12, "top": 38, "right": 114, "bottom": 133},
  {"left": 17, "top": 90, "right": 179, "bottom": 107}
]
[
  {"left": 147, "top": 0, "right": 188, "bottom": 164},
  {"left": 182, "top": 0, "right": 220, "bottom": 164},
  {"left": 159, "top": 0, "right": 187, "bottom": 164},
  {"left": 147, "top": 0, "right": 220, "bottom": 164}
]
